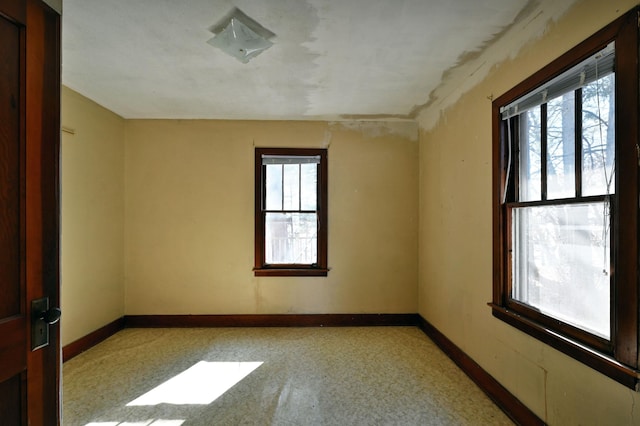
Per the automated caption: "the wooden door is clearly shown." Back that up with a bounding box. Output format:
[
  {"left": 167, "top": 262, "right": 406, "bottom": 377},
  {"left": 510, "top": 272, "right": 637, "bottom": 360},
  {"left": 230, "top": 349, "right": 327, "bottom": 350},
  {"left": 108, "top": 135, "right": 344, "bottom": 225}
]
[{"left": 0, "top": 0, "right": 60, "bottom": 424}]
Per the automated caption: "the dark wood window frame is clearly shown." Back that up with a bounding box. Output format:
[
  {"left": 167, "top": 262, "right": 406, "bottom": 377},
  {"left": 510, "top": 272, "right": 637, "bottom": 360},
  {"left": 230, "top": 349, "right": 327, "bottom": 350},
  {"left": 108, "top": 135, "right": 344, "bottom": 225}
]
[
  {"left": 254, "top": 147, "right": 328, "bottom": 277},
  {"left": 491, "top": 8, "right": 640, "bottom": 389}
]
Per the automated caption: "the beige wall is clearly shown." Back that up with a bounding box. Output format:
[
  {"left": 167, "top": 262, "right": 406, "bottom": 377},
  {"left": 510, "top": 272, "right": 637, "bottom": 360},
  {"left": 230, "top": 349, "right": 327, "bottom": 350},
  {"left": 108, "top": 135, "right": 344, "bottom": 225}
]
[
  {"left": 417, "top": 1, "right": 640, "bottom": 424},
  {"left": 61, "top": 88, "right": 417, "bottom": 336},
  {"left": 124, "top": 120, "right": 418, "bottom": 314},
  {"left": 61, "top": 87, "right": 125, "bottom": 345}
]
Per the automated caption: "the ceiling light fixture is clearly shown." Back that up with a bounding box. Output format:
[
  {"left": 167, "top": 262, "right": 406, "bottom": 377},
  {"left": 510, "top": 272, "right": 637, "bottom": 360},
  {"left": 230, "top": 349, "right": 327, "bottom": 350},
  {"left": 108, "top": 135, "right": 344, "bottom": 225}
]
[{"left": 207, "top": 8, "right": 275, "bottom": 64}]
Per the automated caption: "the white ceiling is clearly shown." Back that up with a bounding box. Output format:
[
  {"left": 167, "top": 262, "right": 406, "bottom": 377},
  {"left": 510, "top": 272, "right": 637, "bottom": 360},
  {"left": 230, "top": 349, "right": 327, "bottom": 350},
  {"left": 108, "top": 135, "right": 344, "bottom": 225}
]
[{"left": 62, "top": 0, "right": 533, "bottom": 121}]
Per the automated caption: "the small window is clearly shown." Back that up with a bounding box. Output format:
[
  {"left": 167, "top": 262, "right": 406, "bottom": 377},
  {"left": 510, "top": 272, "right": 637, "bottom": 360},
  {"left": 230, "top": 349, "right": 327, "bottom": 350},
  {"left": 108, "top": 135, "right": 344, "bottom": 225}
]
[
  {"left": 491, "top": 9, "right": 639, "bottom": 389},
  {"left": 254, "top": 148, "right": 328, "bottom": 276}
]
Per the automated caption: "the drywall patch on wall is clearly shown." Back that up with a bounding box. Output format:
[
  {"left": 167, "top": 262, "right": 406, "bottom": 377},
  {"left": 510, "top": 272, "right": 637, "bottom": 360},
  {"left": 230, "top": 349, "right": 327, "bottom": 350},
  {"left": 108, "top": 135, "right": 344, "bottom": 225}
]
[
  {"left": 329, "top": 120, "right": 418, "bottom": 142},
  {"left": 254, "top": 281, "right": 264, "bottom": 313},
  {"left": 321, "top": 128, "right": 332, "bottom": 148},
  {"left": 415, "top": 0, "right": 577, "bottom": 131},
  {"left": 629, "top": 389, "right": 637, "bottom": 423}
]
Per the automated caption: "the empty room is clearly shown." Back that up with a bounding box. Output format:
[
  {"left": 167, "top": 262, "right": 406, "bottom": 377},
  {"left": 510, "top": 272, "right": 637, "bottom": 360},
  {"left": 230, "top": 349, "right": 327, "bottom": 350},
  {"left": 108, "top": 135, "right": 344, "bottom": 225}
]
[{"left": 2, "top": 0, "right": 640, "bottom": 425}]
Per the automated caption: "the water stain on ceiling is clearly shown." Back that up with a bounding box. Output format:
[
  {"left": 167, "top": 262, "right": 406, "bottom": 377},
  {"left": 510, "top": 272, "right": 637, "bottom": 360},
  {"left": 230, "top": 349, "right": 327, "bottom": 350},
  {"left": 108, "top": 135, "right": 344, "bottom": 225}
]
[{"left": 63, "top": 0, "right": 544, "bottom": 121}]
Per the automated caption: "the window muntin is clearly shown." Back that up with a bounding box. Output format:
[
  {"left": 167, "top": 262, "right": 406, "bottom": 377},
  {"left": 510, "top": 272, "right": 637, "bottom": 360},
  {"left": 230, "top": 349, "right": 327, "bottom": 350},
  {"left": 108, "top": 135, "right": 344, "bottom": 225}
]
[
  {"left": 254, "top": 148, "right": 328, "bottom": 276},
  {"left": 492, "top": 8, "right": 640, "bottom": 389}
]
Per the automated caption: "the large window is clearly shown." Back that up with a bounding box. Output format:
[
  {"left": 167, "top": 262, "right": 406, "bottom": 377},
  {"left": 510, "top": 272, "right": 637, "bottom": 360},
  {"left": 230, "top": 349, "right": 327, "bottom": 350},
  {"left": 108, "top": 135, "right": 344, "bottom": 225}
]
[
  {"left": 491, "top": 9, "right": 639, "bottom": 388},
  {"left": 254, "top": 148, "right": 328, "bottom": 276}
]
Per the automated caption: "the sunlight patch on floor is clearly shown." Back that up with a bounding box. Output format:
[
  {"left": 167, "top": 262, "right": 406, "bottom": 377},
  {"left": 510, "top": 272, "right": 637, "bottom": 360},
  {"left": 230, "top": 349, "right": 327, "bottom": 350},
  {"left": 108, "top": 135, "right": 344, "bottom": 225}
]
[{"left": 127, "top": 361, "right": 263, "bottom": 406}]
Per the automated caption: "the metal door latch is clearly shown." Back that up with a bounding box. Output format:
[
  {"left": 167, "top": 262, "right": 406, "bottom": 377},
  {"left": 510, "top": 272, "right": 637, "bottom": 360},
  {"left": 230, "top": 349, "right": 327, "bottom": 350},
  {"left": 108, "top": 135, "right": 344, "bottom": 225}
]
[{"left": 31, "top": 297, "right": 61, "bottom": 351}]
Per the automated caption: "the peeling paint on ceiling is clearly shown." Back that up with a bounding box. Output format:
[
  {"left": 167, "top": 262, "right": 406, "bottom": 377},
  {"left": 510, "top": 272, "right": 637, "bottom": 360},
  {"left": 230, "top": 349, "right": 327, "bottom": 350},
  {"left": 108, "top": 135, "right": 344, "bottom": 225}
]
[
  {"left": 329, "top": 121, "right": 418, "bottom": 142},
  {"left": 63, "top": 0, "right": 537, "bottom": 121},
  {"left": 414, "top": 0, "right": 579, "bottom": 131}
]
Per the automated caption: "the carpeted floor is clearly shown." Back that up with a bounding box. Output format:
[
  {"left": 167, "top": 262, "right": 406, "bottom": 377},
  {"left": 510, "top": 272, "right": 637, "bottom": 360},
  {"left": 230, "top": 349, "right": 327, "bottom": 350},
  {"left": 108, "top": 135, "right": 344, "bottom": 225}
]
[{"left": 62, "top": 327, "right": 514, "bottom": 425}]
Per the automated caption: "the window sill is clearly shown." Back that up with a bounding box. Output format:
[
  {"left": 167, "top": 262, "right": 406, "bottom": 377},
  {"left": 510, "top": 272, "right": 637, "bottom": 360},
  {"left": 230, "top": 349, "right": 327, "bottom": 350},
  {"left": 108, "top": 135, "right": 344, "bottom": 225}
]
[
  {"left": 253, "top": 268, "right": 329, "bottom": 277},
  {"left": 489, "top": 303, "right": 640, "bottom": 390}
]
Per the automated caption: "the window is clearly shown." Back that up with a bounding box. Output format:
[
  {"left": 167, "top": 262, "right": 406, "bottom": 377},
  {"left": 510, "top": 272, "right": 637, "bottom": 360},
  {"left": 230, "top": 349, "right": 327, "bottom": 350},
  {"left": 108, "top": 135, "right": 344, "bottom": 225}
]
[
  {"left": 491, "top": 9, "right": 639, "bottom": 389},
  {"left": 254, "top": 148, "right": 328, "bottom": 276}
]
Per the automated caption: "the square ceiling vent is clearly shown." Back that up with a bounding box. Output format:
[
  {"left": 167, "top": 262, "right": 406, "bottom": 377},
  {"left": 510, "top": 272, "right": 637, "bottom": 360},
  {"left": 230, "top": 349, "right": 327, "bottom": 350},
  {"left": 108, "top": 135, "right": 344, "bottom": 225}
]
[{"left": 207, "top": 8, "right": 275, "bottom": 63}]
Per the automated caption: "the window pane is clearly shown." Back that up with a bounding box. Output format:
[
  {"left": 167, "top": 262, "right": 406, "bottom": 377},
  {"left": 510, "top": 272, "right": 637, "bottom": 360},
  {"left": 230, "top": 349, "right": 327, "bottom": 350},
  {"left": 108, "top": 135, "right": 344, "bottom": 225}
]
[
  {"left": 283, "top": 164, "right": 300, "bottom": 210},
  {"left": 512, "top": 202, "right": 611, "bottom": 339},
  {"left": 519, "top": 108, "right": 542, "bottom": 201},
  {"left": 582, "top": 74, "right": 615, "bottom": 196},
  {"left": 265, "top": 164, "right": 282, "bottom": 211},
  {"left": 265, "top": 213, "right": 317, "bottom": 264},
  {"left": 547, "top": 92, "right": 576, "bottom": 199},
  {"left": 300, "top": 163, "right": 317, "bottom": 211}
]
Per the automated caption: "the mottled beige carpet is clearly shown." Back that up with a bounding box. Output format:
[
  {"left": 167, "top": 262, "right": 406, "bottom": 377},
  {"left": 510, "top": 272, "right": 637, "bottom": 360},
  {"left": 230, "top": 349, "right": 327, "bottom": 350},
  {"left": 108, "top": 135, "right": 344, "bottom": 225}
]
[{"left": 62, "top": 327, "right": 513, "bottom": 425}]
